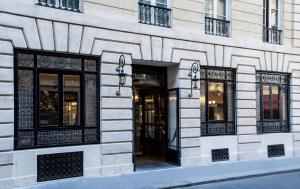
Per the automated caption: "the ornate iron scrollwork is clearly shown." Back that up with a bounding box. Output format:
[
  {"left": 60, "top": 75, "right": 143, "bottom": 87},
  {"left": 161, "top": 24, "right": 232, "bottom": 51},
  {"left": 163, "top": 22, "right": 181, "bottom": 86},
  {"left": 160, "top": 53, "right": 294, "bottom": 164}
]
[
  {"left": 116, "top": 55, "right": 127, "bottom": 96},
  {"left": 188, "top": 62, "right": 200, "bottom": 97}
]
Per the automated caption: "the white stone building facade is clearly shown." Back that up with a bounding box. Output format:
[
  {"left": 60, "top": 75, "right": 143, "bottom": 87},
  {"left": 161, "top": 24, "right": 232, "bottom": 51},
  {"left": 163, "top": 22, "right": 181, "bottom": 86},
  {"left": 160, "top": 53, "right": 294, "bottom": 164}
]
[{"left": 1, "top": 0, "right": 300, "bottom": 188}]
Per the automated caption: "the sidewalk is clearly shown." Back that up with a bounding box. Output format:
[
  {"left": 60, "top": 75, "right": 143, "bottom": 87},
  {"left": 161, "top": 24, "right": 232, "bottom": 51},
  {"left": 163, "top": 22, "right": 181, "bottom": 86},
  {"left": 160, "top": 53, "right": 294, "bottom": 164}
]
[{"left": 18, "top": 157, "right": 300, "bottom": 189}]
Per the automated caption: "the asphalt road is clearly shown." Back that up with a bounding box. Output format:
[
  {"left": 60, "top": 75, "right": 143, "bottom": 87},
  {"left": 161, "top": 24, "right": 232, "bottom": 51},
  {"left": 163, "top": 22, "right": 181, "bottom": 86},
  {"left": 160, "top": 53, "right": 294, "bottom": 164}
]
[{"left": 182, "top": 171, "right": 300, "bottom": 189}]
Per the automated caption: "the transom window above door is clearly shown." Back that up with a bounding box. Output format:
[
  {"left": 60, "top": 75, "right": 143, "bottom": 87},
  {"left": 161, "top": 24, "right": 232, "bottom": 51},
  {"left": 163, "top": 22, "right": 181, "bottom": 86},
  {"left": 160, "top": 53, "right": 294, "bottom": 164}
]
[
  {"left": 138, "top": 0, "right": 171, "bottom": 27},
  {"left": 205, "top": 0, "right": 230, "bottom": 37}
]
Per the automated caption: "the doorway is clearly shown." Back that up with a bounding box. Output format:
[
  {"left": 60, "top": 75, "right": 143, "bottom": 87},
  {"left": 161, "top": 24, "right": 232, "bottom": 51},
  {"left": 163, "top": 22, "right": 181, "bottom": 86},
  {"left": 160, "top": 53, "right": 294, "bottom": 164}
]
[{"left": 133, "top": 65, "right": 180, "bottom": 170}]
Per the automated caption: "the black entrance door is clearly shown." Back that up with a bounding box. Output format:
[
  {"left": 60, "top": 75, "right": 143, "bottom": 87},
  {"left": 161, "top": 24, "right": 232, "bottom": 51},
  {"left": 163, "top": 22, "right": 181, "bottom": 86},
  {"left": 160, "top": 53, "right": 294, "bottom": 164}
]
[{"left": 133, "top": 65, "right": 180, "bottom": 167}]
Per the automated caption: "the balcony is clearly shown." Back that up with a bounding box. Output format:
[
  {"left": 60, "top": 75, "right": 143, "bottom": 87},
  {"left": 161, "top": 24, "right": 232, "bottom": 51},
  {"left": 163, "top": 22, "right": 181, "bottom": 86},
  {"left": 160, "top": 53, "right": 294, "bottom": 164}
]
[
  {"left": 257, "top": 121, "right": 289, "bottom": 134},
  {"left": 263, "top": 27, "right": 282, "bottom": 44},
  {"left": 205, "top": 17, "right": 230, "bottom": 37},
  {"left": 37, "top": 0, "right": 81, "bottom": 12},
  {"left": 138, "top": 3, "right": 171, "bottom": 28}
]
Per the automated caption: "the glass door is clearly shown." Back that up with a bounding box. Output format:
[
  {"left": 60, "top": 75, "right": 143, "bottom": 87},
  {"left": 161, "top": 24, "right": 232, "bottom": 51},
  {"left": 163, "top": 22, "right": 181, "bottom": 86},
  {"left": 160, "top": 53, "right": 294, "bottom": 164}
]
[{"left": 166, "top": 89, "right": 180, "bottom": 165}]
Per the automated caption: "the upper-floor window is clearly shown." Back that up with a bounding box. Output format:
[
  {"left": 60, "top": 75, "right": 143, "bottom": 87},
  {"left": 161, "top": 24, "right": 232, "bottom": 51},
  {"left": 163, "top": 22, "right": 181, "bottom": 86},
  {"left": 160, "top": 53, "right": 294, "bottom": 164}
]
[
  {"left": 205, "top": 0, "right": 230, "bottom": 37},
  {"left": 263, "top": 0, "right": 282, "bottom": 44},
  {"left": 14, "top": 50, "right": 100, "bottom": 150},
  {"left": 37, "top": 0, "right": 82, "bottom": 12},
  {"left": 200, "top": 67, "right": 236, "bottom": 136},
  {"left": 138, "top": 0, "right": 171, "bottom": 27},
  {"left": 256, "top": 72, "right": 289, "bottom": 134}
]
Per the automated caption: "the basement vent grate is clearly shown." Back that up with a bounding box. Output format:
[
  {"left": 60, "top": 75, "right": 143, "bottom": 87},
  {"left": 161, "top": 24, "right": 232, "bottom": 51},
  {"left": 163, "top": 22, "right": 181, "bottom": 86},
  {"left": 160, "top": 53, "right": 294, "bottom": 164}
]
[
  {"left": 37, "top": 151, "right": 83, "bottom": 182},
  {"left": 268, "top": 144, "right": 285, "bottom": 158},
  {"left": 212, "top": 148, "right": 229, "bottom": 162}
]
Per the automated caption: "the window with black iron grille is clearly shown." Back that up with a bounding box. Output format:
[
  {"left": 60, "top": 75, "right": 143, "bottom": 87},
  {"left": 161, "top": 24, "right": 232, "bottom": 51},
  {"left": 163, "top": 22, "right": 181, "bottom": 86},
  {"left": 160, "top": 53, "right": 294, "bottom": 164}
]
[
  {"left": 212, "top": 148, "right": 229, "bottom": 162},
  {"left": 263, "top": 0, "right": 282, "bottom": 44},
  {"left": 138, "top": 0, "right": 171, "bottom": 27},
  {"left": 37, "top": 0, "right": 82, "bottom": 12},
  {"left": 205, "top": 0, "right": 230, "bottom": 37},
  {"left": 200, "top": 67, "right": 236, "bottom": 136},
  {"left": 256, "top": 72, "right": 289, "bottom": 134},
  {"left": 14, "top": 49, "right": 100, "bottom": 150},
  {"left": 268, "top": 144, "right": 285, "bottom": 158},
  {"left": 37, "top": 151, "right": 83, "bottom": 182}
]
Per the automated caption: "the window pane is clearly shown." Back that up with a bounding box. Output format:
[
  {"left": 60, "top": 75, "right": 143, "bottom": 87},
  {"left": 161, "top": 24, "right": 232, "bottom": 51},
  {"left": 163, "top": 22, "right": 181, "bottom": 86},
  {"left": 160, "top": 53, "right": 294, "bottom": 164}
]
[
  {"left": 205, "top": 0, "right": 213, "bottom": 17},
  {"left": 63, "top": 75, "right": 80, "bottom": 126},
  {"left": 156, "top": 0, "right": 167, "bottom": 7},
  {"left": 39, "top": 74, "right": 59, "bottom": 126},
  {"left": 272, "top": 86, "right": 279, "bottom": 119},
  {"left": 280, "top": 86, "right": 288, "bottom": 121},
  {"left": 208, "top": 82, "right": 224, "bottom": 121},
  {"left": 270, "top": 0, "right": 278, "bottom": 27},
  {"left": 168, "top": 90, "right": 178, "bottom": 150},
  {"left": 263, "top": 85, "right": 271, "bottom": 119},
  {"left": 200, "top": 80, "right": 206, "bottom": 122},
  {"left": 217, "top": 0, "right": 226, "bottom": 19},
  {"left": 140, "top": 0, "right": 151, "bottom": 4}
]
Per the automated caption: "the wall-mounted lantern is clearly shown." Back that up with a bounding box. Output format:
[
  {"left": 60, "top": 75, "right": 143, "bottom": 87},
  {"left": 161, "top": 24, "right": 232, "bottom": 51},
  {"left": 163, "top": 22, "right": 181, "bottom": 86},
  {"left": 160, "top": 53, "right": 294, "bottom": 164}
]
[
  {"left": 116, "top": 55, "right": 127, "bottom": 96},
  {"left": 188, "top": 61, "right": 200, "bottom": 97}
]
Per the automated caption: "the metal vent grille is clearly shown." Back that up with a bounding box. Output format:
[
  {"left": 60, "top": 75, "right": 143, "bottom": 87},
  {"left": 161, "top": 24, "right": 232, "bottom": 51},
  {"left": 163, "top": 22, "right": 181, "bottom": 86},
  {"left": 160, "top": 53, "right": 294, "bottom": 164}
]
[
  {"left": 212, "top": 148, "right": 229, "bottom": 162},
  {"left": 268, "top": 144, "right": 285, "bottom": 158},
  {"left": 37, "top": 151, "right": 83, "bottom": 182}
]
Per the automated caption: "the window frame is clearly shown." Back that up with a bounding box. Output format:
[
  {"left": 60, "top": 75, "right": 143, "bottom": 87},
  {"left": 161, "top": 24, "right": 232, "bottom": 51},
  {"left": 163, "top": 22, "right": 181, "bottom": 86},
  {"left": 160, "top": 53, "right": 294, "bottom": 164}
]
[
  {"left": 263, "top": 0, "right": 281, "bottom": 29},
  {"left": 200, "top": 67, "right": 236, "bottom": 136},
  {"left": 256, "top": 72, "right": 290, "bottom": 134},
  {"left": 14, "top": 49, "right": 100, "bottom": 150}
]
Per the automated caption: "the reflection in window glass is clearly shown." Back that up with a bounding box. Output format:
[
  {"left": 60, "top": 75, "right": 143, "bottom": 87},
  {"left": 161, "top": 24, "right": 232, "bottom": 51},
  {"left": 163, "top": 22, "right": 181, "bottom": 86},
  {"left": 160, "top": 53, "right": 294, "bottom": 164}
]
[
  {"left": 63, "top": 75, "right": 80, "bottom": 126},
  {"left": 205, "top": 0, "right": 213, "bottom": 17},
  {"left": 270, "top": 0, "right": 279, "bottom": 27},
  {"left": 39, "top": 74, "right": 59, "bottom": 126},
  {"left": 272, "top": 86, "right": 279, "bottom": 119},
  {"left": 156, "top": 0, "right": 167, "bottom": 7},
  {"left": 263, "top": 85, "right": 271, "bottom": 119},
  {"left": 208, "top": 82, "right": 224, "bottom": 121},
  {"left": 217, "top": 0, "right": 225, "bottom": 19}
]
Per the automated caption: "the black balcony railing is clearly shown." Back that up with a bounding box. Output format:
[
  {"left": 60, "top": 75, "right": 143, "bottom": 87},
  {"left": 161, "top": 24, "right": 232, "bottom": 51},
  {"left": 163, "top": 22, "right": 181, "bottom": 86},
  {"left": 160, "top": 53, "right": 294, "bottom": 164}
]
[
  {"left": 201, "top": 122, "right": 236, "bottom": 136},
  {"left": 263, "top": 27, "right": 282, "bottom": 44},
  {"left": 257, "top": 121, "right": 289, "bottom": 134},
  {"left": 139, "top": 3, "right": 171, "bottom": 27},
  {"left": 37, "top": 0, "right": 80, "bottom": 12},
  {"left": 205, "top": 17, "right": 230, "bottom": 37}
]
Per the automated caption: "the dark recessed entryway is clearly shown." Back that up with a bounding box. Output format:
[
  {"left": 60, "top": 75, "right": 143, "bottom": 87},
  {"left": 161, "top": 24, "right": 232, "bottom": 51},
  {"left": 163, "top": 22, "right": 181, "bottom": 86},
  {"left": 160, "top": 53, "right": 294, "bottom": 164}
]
[{"left": 132, "top": 65, "right": 180, "bottom": 171}]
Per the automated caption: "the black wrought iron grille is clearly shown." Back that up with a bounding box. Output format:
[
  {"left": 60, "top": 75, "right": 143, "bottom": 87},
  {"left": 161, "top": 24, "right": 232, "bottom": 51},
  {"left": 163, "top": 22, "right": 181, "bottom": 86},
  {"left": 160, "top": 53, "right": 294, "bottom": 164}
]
[
  {"left": 14, "top": 50, "right": 100, "bottom": 150},
  {"left": 37, "top": 0, "right": 81, "bottom": 12},
  {"left": 256, "top": 72, "right": 289, "bottom": 134},
  {"left": 268, "top": 144, "right": 285, "bottom": 158},
  {"left": 212, "top": 148, "right": 229, "bottom": 162},
  {"left": 205, "top": 17, "right": 230, "bottom": 37},
  {"left": 263, "top": 27, "right": 282, "bottom": 44},
  {"left": 200, "top": 68, "right": 236, "bottom": 136},
  {"left": 138, "top": 3, "right": 171, "bottom": 27},
  {"left": 37, "top": 151, "right": 83, "bottom": 182}
]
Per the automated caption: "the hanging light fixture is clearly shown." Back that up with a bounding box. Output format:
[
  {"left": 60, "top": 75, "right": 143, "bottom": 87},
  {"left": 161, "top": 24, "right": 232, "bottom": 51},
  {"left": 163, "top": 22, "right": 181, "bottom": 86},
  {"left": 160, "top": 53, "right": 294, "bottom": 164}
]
[
  {"left": 116, "top": 55, "right": 127, "bottom": 96},
  {"left": 188, "top": 61, "right": 200, "bottom": 97}
]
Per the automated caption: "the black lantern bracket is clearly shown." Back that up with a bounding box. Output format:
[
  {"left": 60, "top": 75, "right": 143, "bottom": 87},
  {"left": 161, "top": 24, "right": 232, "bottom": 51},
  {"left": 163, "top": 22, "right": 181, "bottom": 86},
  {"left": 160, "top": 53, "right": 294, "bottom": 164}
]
[
  {"left": 188, "top": 61, "right": 200, "bottom": 97},
  {"left": 116, "top": 55, "right": 127, "bottom": 96}
]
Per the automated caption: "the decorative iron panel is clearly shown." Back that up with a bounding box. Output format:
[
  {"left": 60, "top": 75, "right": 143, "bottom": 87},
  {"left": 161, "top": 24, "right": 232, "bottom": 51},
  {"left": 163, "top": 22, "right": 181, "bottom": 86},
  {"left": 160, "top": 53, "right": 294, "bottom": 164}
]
[
  {"left": 37, "top": 55, "right": 82, "bottom": 70},
  {"left": 37, "top": 152, "right": 83, "bottom": 182},
  {"left": 212, "top": 148, "right": 229, "bottom": 162},
  {"left": 268, "top": 144, "right": 285, "bottom": 158},
  {"left": 201, "top": 68, "right": 234, "bottom": 81},
  {"left": 201, "top": 122, "right": 235, "bottom": 136},
  {"left": 85, "top": 74, "right": 98, "bottom": 127},
  {"left": 18, "top": 53, "right": 34, "bottom": 67},
  {"left": 257, "top": 121, "right": 289, "bottom": 134}
]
